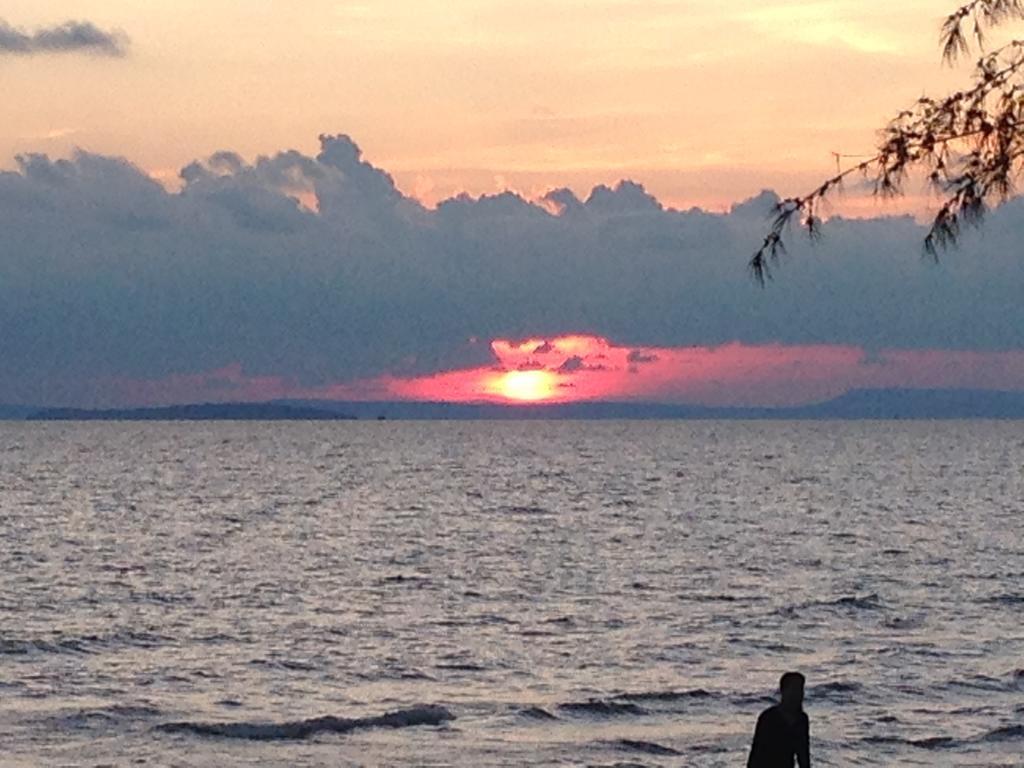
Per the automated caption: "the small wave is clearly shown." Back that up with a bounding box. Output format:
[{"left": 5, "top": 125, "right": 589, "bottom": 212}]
[
  {"left": 435, "top": 663, "right": 487, "bottom": 672},
  {"left": 249, "top": 658, "right": 318, "bottom": 672},
  {"left": 195, "top": 632, "right": 238, "bottom": 645},
  {"left": 104, "top": 704, "right": 163, "bottom": 718},
  {"left": 808, "top": 680, "right": 861, "bottom": 694},
  {"left": 775, "top": 593, "right": 883, "bottom": 616},
  {"left": 875, "top": 722, "right": 1024, "bottom": 747},
  {"left": 133, "top": 590, "right": 195, "bottom": 605},
  {"left": 942, "top": 674, "right": 1007, "bottom": 693},
  {"left": 386, "top": 669, "right": 436, "bottom": 681},
  {"left": 0, "top": 639, "right": 39, "bottom": 655},
  {"left": 379, "top": 574, "right": 430, "bottom": 586},
  {"left": 608, "top": 738, "right": 681, "bottom": 756},
  {"left": 686, "top": 741, "right": 729, "bottom": 754},
  {"left": 680, "top": 593, "right": 766, "bottom": 603},
  {"left": 883, "top": 614, "right": 924, "bottom": 630},
  {"left": 909, "top": 736, "right": 959, "bottom": 750},
  {"left": 518, "top": 706, "right": 558, "bottom": 720},
  {"left": 98, "top": 562, "right": 148, "bottom": 574},
  {"left": 0, "top": 631, "right": 170, "bottom": 656},
  {"left": 613, "top": 689, "right": 715, "bottom": 704},
  {"left": 784, "top": 474, "right": 820, "bottom": 485},
  {"left": 557, "top": 699, "right": 648, "bottom": 717},
  {"left": 862, "top": 723, "right": 1023, "bottom": 749},
  {"left": 981, "top": 724, "right": 1024, "bottom": 742},
  {"left": 864, "top": 733, "right": 958, "bottom": 753},
  {"left": 863, "top": 733, "right": 961, "bottom": 749},
  {"left": 499, "top": 505, "right": 552, "bottom": 516},
  {"left": 157, "top": 704, "right": 453, "bottom": 741},
  {"left": 727, "top": 637, "right": 796, "bottom": 652},
  {"left": 860, "top": 735, "right": 902, "bottom": 746},
  {"left": 828, "top": 594, "right": 883, "bottom": 610},
  {"left": 806, "top": 681, "right": 862, "bottom": 701},
  {"left": 44, "top": 703, "right": 163, "bottom": 732},
  {"left": 981, "top": 593, "right": 1024, "bottom": 605},
  {"left": 730, "top": 692, "right": 778, "bottom": 706}
]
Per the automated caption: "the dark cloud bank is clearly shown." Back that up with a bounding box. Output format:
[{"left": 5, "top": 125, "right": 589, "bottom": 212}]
[
  {"left": 0, "top": 19, "right": 127, "bottom": 57},
  {"left": 1, "top": 134, "right": 1023, "bottom": 404}
]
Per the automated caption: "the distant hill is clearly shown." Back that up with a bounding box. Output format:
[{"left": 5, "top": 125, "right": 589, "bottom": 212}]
[
  {"left": 27, "top": 402, "right": 355, "bottom": 421},
  {"left": 793, "top": 388, "right": 1024, "bottom": 420},
  {"left": 278, "top": 399, "right": 770, "bottom": 420},
  {"left": 14, "top": 389, "right": 1024, "bottom": 421},
  {"left": 0, "top": 404, "right": 38, "bottom": 420},
  {"left": 283, "top": 388, "right": 1024, "bottom": 420}
]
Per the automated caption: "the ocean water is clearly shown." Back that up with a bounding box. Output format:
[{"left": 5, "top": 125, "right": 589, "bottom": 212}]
[{"left": 1, "top": 420, "right": 1022, "bottom": 767}]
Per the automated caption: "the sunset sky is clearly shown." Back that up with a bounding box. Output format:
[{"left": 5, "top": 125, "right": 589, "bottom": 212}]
[
  {"left": 3, "top": 1, "right": 1024, "bottom": 408},
  {"left": 2, "top": 0, "right": 978, "bottom": 206}
]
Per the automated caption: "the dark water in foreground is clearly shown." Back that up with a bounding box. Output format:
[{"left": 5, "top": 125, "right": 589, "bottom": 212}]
[{"left": 1, "top": 421, "right": 1022, "bottom": 766}]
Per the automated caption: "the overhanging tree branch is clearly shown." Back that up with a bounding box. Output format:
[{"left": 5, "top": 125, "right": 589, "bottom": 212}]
[{"left": 751, "top": 0, "right": 1024, "bottom": 284}]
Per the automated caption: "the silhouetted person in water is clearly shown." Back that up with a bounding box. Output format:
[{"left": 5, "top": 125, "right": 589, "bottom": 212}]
[{"left": 747, "top": 671, "right": 810, "bottom": 768}]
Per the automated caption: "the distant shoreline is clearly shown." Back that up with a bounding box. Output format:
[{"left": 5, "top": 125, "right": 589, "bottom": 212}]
[
  {"left": 22, "top": 403, "right": 356, "bottom": 422},
  {"left": 5, "top": 388, "right": 1024, "bottom": 421}
]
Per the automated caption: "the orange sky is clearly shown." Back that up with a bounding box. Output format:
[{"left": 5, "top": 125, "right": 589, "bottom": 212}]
[{"left": 2, "top": 1, "right": 1012, "bottom": 210}]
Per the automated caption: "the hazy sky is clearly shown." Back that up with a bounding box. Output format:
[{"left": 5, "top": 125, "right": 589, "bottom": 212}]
[
  {"left": 4, "top": 1, "right": 1024, "bottom": 408},
  {"left": 1, "top": 0, "right": 980, "bottom": 207}
]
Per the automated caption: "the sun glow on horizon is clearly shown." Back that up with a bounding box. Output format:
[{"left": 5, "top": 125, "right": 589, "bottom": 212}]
[
  {"left": 488, "top": 369, "right": 560, "bottom": 402},
  {"left": 104, "top": 335, "right": 1024, "bottom": 409}
]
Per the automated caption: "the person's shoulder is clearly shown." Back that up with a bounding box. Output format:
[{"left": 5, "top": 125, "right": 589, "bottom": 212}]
[
  {"left": 758, "top": 703, "right": 783, "bottom": 721},
  {"left": 797, "top": 710, "right": 810, "bottom": 730}
]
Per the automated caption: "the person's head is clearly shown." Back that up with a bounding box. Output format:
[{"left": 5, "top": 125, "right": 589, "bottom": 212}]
[{"left": 779, "top": 671, "right": 805, "bottom": 711}]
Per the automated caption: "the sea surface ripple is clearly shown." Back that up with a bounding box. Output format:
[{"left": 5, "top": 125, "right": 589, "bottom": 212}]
[{"left": 0, "top": 421, "right": 1022, "bottom": 766}]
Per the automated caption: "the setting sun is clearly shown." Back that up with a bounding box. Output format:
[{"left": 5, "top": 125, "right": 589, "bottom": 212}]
[{"left": 491, "top": 370, "right": 558, "bottom": 402}]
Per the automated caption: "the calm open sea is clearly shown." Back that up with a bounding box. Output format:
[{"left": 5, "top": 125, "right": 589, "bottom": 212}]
[{"left": 1, "top": 421, "right": 1022, "bottom": 766}]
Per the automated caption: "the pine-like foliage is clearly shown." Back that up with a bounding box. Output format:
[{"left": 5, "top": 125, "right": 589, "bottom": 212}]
[{"left": 751, "top": 0, "right": 1024, "bottom": 283}]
